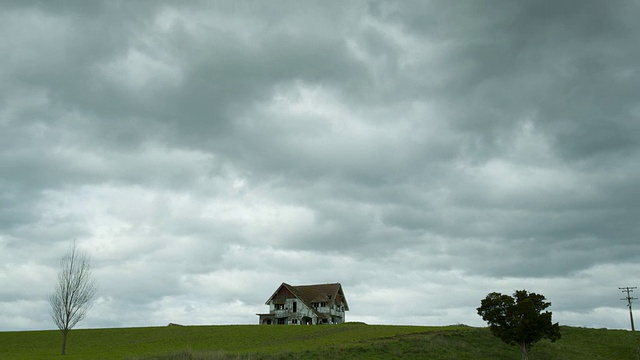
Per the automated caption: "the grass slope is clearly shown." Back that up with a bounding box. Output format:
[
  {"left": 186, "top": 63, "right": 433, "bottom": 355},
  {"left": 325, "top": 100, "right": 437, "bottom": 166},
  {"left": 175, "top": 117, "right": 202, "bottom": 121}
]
[{"left": 1, "top": 324, "right": 639, "bottom": 359}]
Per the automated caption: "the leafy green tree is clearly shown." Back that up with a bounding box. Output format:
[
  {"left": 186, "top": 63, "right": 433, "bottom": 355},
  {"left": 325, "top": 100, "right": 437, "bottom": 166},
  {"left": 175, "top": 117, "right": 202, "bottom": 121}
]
[{"left": 477, "top": 290, "right": 561, "bottom": 360}]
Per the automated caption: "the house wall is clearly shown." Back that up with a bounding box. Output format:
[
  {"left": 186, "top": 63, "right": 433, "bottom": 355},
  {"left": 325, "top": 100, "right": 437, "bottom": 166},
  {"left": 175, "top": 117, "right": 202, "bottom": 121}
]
[{"left": 265, "top": 298, "right": 345, "bottom": 325}]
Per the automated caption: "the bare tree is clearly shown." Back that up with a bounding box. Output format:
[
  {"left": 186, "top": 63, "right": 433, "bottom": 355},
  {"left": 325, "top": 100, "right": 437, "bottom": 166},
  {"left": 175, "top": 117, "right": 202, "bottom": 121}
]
[{"left": 49, "top": 240, "right": 98, "bottom": 355}]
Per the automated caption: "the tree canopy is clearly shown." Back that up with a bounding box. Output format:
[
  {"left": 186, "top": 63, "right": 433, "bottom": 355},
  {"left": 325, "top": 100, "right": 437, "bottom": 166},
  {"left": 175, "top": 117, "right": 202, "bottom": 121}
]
[{"left": 477, "top": 290, "right": 561, "bottom": 360}]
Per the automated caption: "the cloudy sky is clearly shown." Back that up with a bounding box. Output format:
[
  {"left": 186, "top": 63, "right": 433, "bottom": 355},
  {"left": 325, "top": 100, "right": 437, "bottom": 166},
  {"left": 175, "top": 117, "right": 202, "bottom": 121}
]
[{"left": 2, "top": 0, "right": 640, "bottom": 331}]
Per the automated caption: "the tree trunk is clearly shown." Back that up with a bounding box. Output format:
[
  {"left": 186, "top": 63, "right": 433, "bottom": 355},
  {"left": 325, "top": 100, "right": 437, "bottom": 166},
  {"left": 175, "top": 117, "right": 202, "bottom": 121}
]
[
  {"left": 519, "top": 342, "right": 529, "bottom": 360},
  {"left": 61, "top": 330, "right": 68, "bottom": 355}
]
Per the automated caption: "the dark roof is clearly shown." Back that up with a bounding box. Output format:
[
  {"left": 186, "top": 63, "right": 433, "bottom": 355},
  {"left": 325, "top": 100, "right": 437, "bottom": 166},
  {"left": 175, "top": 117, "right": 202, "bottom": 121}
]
[{"left": 266, "top": 282, "right": 349, "bottom": 312}]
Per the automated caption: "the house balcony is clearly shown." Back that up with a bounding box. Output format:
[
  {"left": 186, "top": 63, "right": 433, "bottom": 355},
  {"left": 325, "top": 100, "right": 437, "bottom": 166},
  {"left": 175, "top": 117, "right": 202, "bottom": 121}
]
[
  {"left": 273, "top": 309, "right": 291, "bottom": 318},
  {"left": 313, "top": 308, "right": 344, "bottom": 317}
]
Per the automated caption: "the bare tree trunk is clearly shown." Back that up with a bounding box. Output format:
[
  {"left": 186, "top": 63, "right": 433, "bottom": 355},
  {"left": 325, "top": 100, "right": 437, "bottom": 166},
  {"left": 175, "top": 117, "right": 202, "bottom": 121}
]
[
  {"left": 519, "top": 342, "right": 529, "bottom": 360},
  {"left": 61, "top": 330, "right": 68, "bottom": 355}
]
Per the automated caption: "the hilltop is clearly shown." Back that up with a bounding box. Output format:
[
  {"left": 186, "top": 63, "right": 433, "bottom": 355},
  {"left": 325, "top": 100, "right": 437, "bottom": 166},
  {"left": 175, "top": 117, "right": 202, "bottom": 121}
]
[{"left": 1, "top": 324, "right": 638, "bottom": 359}]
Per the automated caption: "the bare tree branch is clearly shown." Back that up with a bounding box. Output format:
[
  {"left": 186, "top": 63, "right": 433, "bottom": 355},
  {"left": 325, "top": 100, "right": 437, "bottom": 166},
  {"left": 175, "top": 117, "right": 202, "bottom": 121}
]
[{"left": 49, "top": 240, "right": 98, "bottom": 355}]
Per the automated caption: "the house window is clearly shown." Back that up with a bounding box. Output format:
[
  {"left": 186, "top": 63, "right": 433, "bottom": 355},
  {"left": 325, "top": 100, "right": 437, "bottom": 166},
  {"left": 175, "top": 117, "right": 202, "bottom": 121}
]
[
  {"left": 277, "top": 318, "right": 285, "bottom": 325},
  {"left": 291, "top": 319, "right": 298, "bottom": 324},
  {"left": 293, "top": 301, "right": 297, "bottom": 313},
  {"left": 275, "top": 304, "right": 285, "bottom": 310}
]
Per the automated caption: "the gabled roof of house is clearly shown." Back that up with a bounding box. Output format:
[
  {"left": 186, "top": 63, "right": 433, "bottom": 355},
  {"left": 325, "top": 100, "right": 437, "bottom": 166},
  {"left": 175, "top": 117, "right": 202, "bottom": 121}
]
[{"left": 265, "top": 282, "right": 350, "bottom": 312}]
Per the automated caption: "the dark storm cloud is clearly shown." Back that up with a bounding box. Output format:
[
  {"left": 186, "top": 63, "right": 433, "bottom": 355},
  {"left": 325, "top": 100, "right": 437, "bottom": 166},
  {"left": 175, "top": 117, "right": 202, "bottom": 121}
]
[
  {"left": 1, "top": 0, "right": 639, "bottom": 330},
  {"left": 373, "top": 0, "right": 640, "bottom": 161}
]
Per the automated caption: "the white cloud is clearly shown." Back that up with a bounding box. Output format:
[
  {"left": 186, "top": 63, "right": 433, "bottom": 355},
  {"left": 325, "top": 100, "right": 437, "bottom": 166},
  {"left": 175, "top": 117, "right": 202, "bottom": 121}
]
[{"left": 97, "top": 47, "right": 184, "bottom": 94}]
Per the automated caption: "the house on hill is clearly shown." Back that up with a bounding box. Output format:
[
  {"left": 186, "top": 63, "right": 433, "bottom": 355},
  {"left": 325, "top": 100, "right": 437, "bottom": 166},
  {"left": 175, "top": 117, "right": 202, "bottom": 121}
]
[{"left": 257, "top": 282, "right": 349, "bottom": 325}]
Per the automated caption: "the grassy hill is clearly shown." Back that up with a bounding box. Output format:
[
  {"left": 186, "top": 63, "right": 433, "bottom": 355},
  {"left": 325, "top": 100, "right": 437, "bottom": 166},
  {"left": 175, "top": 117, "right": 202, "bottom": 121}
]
[{"left": 1, "top": 323, "right": 639, "bottom": 359}]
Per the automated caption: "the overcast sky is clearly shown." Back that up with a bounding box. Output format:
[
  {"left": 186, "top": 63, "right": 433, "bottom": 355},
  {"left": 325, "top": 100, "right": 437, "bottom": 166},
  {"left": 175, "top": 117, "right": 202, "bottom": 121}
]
[{"left": 2, "top": 0, "right": 640, "bottom": 332}]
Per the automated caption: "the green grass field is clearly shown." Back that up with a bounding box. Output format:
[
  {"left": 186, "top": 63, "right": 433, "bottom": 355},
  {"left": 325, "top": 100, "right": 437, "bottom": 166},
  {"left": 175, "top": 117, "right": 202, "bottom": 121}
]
[{"left": 1, "top": 323, "right": 639, "bottom": 360}]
